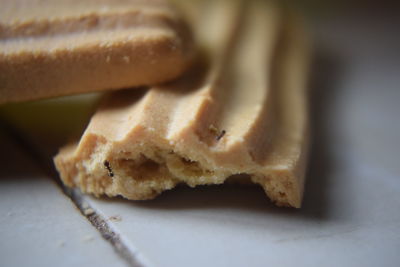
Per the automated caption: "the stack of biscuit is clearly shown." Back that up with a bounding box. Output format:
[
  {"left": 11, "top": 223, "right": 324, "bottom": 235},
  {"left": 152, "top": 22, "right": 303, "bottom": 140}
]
[{"left": 1, "top": 0, "right": 310, "bottom": 208}]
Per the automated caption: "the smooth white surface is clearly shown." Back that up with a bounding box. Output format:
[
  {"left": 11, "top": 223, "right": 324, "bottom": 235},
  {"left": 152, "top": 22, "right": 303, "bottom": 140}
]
[
  {"left": 0, "top": 132, "right": 126, "bottom": 267},
  {"left": 80, "top": 13, "right": 400, "bottom": 267}
]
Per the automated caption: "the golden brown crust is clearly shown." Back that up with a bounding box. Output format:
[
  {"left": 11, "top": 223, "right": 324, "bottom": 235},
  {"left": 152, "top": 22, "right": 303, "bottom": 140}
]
[{"left": 0, "top": 0, "right": 194, "bottom": 104}]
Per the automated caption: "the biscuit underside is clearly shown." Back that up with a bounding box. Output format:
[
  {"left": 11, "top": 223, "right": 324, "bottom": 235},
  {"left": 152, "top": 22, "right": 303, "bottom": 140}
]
[
  {"left": 0, "top": 0, "right": 193, "bottom": 103},
  {"left": 54, "top": 0, "right": 310, "bottom": 208}
]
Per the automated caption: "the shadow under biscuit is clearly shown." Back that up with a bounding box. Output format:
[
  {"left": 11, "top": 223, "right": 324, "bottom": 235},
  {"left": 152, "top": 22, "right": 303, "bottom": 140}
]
[{"left": 300, "top": 47, "right": 345, "bottom": 220}]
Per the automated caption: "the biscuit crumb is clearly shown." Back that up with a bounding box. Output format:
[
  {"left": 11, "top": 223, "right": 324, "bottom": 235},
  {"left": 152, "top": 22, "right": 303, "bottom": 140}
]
[
  {"left": 84, "top": 208, "right": 95, "bottom": 216},
  {"left": 109, "top": 215, "right": 122, "bottom": 222}
]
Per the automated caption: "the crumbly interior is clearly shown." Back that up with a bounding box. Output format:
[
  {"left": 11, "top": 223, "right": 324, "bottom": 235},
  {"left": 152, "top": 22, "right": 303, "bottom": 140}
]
[{"left": 56, "top": 131, "right": 302, "bottom": 207}]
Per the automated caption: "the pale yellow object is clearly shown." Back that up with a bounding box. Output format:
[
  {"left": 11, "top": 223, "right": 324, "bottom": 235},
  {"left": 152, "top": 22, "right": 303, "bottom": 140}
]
[
  {"left": 0, "top": 0, "right": 194, "bottom": 104},
  {"left": 54, "top": 0, "right": 310, "bottom": 208}
]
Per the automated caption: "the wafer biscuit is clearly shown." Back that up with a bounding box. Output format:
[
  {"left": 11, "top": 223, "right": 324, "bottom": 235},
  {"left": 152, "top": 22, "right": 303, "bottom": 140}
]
[
  {"left": 0, "top": 0, "right": 194, "bottom": 104},
  {"left": 54, "top": 0, "right": 310, "bottom": 208}
]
